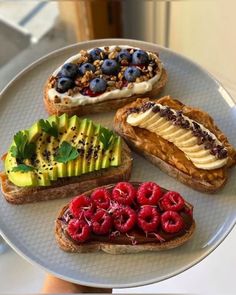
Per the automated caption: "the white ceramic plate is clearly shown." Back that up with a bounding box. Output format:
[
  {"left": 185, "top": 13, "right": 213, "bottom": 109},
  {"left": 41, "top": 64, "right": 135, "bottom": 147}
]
[{"left": 0, "top": 39, "right": 235, "bottom": 289}]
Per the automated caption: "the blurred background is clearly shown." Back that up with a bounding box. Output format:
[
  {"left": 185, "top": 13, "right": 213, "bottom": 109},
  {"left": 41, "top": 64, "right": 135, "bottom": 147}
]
[{"left": 0, "top": 0, "right": 236, "bottom": 294}]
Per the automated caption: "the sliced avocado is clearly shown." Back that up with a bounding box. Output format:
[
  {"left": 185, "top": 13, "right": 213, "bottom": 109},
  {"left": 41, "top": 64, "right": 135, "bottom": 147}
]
[
  {"left": 34, "top": 129, "right": 51, "bottom": 175},
  {"left": 47, "top": 142, "right": 58, "bottom": 181},
  {"left": 36, "top": 169, "right": 51, "bottom": 186},
  {"left": 38, "top": 115, "right": 59, "bottom": 181},
  {"left": 60, "top": 115, "right": 80, "bottom": 177},
  {"left": 95, "top": 131, "right": 103, "bottom": 171},
  {"left": 89, "top": 124, "right": 101, "bottom": 172},
  {"left": 110, "top": 136, "right": 122, "bottom": 166},
  {"left": 74, "top": 119, "right": 89, "bottom": 176},
  {"left": 69, "top": 115, "right": 80, "bottom": 130},
  {"left": 5, "top": 152, "right": 38, "bottom": 187},
  {"left": 67, "top": 160, "right": 76, "bottom": 177},
  {"left": 28, "top": 122, "right": 41, "bottom": 143},
  {"left": 47, "top": 115, "right": 59, "bottom": 125},
  {"left": 82, "top": 120, "right": 95, "bottom": 174},
  {"left": 56, "top": 114, "right": 69, "bottom": 178},
  {"left": 101, "top": 135, "right": 116, "bottom": 169},
  {"left": 58, "top": 113, "right": 69, "bottom": 133}
]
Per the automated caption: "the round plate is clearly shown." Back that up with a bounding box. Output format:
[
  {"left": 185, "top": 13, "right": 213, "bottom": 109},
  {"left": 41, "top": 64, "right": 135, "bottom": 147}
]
[{"left": 0, "top": 39, "right": 235, "bottom": 289}]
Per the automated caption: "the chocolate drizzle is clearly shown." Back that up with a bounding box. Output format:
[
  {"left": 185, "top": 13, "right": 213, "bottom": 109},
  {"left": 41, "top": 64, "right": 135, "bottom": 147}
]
[{"left": 127, "top": 102, "right": 228, "bottom": 159}]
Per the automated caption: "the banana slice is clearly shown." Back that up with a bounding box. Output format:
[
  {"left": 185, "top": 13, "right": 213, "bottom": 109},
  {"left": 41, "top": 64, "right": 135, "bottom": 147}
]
[
  {"left": 148, "top": 117, "right": 165, "bottom": 130},
  {"left": 165, "top": 128, "right": 186, "bottom": 141},
  {"left": 194, "top": 158, "right": 228, "bottom": 170},
  {"left": 141, "top": 113, "right": 160, "bottom": 128},
  {"left": 158, "top": 124, "right": 180, "bottom": 137},
  {"left": 178, "top": 136, "right": 198, "bottom": 147},
  {"left": 152, "top": 121, "right": 171, "bottom": 133},
  {"left": 192, "top": 154, "right": 218, "bottom": 164},
  {"left": 186, "top": 149, "right": 210, "bottom": 158},
  {"left": 181, "top": 144, "right": 203, "bottom": 153},
  {"left": 174, "top": 130, "right": 193, "bottom": 143},
  {"left": 127, "top": 108, "right": 153, "bottom": 126}
]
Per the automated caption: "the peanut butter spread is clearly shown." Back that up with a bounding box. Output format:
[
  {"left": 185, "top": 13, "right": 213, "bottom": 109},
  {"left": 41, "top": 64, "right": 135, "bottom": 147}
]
[{"left": 115, "top": 96, "right": 236, "bottom": 185}]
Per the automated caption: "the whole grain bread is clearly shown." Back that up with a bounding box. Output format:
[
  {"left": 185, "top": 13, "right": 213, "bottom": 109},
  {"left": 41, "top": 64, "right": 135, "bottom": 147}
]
[
  {"left": 55, "top": 183, "right": 196, "bottom": 254},
  {"left": 44, "top": 69, "right": 167, "bottom": 116},
  {"left": 0, "top": 141, "right": 132, "bottom": 205},
  {"left": 114, "top": 96, "right": 236, "bottom": 193}
]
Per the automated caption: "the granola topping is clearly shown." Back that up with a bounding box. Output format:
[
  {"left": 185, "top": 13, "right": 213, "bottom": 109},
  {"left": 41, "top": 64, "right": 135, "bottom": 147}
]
[{"left": 48, "top": 45, "right": 163, "bottom": 106}]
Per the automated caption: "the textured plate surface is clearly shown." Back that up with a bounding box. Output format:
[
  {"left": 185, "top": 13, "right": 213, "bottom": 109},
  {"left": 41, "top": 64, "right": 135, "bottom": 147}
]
[{"left": 0, "top": 39, "right": 236, "bottom": 288}]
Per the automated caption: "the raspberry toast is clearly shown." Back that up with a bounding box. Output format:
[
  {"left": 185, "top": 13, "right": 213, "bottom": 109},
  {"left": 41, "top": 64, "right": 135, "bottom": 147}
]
[
  {"left": 55, "top": 181, "right": 195, "bottom": 254},
  {"left": 44, "top": 45, "right": 167, "bottom": 116}
]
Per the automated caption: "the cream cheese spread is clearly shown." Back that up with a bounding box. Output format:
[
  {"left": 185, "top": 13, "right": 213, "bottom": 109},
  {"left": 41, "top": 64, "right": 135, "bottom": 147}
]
[{"left": 47, "top": 45, "right": 163, "bottom": 106}]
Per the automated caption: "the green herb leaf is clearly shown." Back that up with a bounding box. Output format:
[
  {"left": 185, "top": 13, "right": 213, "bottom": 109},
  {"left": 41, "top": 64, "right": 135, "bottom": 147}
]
[
  {"left": 39, "top": 119, "right": 59, "bottom": 138},
  {"left": 98, "top": 127, "right": 115, "bottom": 150},
  {"left": 12, "top": 164, "right": 35, "bottom": 173},
  {"left": 54, "top": 141, "right": 79, "bottom": 164},
  {"left": 10, "top": 131, "right": 36, "bottom": 162}
]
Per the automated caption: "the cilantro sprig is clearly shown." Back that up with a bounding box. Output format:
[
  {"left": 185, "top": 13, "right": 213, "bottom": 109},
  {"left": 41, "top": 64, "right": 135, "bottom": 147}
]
[
  {"left": 12, "top": 164, "right": 35, "bottom": 173},
  {"left": 39, "top": 119, "right": 59, "bottom": 138},
  {"left": 10, "top": 131, "right": 36, "bottom": 162},
  {"left": 98, "top": 127, "right": 115, "bottom": 150},
  {"left": 54, "top": 141, "right": 79, "bottom": 164}
]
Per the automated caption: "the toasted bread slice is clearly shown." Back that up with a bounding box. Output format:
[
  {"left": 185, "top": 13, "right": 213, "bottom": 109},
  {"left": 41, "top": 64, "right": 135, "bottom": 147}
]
[
  {"left": 44, "top": 69, "right": 167, "bottom": 116},
  {"left": 0, "top": 141, "right": 132, "bottom": 205},
  {"left": 55, "top": 182, "right": 196, "bottom": 254},
  {"left": 114, "top": 96, "right": 236, "bottom": 193}
]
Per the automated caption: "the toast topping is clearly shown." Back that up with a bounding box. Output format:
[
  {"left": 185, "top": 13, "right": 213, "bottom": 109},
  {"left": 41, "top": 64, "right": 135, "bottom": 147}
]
[
  {"left": 47, "top": 46, "right": 163, "bottom": 106},
  {"left": 127, "top": 102, "right": 228, "bottom": 170},
  {"left": 4, "top": 114, "right": 122, "bottom": 187},
  {"left": 59, "top": 182, "right": 194, "bottom": 245}
]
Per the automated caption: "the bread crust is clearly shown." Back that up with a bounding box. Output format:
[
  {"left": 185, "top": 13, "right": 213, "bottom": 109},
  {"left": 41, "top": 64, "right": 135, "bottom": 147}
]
[
  {"left": 0, "top": 141, "right": 132, "bottom": 205},
  {"left": 43, "top": 69, "right": 167, "bottom": 116},
  {"left": 55, "top": 183, "right": 196, "bottom": 254},
  {"left": 114, "top": 97, "right": 236, "bottom": 193}
]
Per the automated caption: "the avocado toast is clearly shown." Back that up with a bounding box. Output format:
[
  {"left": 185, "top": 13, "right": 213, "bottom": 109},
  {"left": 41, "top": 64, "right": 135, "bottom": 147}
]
[{"left": 0, "top": 114, "right": 132, "bottom": 204}]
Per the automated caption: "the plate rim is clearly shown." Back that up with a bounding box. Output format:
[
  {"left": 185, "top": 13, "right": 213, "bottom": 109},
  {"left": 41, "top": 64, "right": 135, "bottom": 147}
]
[{"left": 0, "top": 38, "right": 235, "bottom": 288}]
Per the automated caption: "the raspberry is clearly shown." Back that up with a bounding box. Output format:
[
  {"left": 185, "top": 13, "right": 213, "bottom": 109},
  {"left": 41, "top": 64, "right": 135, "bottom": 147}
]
[
  {"left": 137, "top": 182, "right": 162, "bottom": 205},
  {"left": 90, "top": 188, "right": 111, "bottom": 210},
  {"left": 92, "top": 209, "right": 112, "bottom": 235},
  {"left": 67, "top": 219, "right": 91, "bottom": 242},
  {"left": 112, "top": 182, "right": 136, "bottom": 205},
  {"left": 137, "top": 205, "right": 160, "bottom": 232},
  {"left": 161, "top": 211, "right": 184, "bottom": 233},
  {"left": 69, "top": 195, "right": 93, "bottom": 219},
  {"left": 161, "top": 191, "right": 185, "bottom": 212},
  {"left": 113, "top": 207, "right": 137, "bottom": 233}
]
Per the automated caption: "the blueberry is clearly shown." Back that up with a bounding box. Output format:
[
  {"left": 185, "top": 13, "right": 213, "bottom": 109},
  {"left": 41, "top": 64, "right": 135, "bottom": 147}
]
[
  {"left": 101, "top": 59, "right": 120, "bottom": 75},
  {"left": 124, "top": 66, "right": 141, "bottom": 82},
  {"left": 58, "top": 63, "right": 78, "bottom": 78},
  {"left": 79, "top": 63, "right": 96, "bottom": 75},
  {"left": 90, "top": 48, "right": 102, "bottom": 61},
  {"left": 56, "top": 77, "right": 74, "bottom": 93},
  {"left": 117, "top": 50, "right": 131, "bottom": 63},
  {"left": 132, "top": 50, "right": 149, "bottom": 65},
  {"left": 89, "top": 78, "right": 107, "bottom": 93}
]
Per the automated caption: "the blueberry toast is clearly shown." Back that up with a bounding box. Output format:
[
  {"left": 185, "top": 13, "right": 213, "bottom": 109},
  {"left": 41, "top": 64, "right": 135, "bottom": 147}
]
[{"left": 44, "top": 46, "right": 167, "bottom": 116}]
